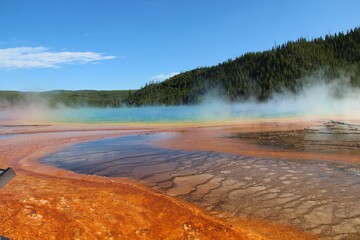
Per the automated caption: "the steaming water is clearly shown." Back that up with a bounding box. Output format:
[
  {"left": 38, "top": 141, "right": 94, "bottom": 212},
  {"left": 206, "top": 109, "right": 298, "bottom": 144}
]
[
  {"left": 2, "top": 102, "right": 358, "bottom": 124},
  {"left": 3, "top": 79, "right": 360, "bottom": 123},
  {"left": 43, "top": 105, "right": 296, "bottom": 123}
]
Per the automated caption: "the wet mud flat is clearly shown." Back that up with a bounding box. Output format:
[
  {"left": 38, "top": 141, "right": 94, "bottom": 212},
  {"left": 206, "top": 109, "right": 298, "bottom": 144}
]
[
  {"left": 232, "top": 120, "right": 360, "bottom": 155},
  {"left": 41, "top": 133, "right": 360, "bottom": 240}
]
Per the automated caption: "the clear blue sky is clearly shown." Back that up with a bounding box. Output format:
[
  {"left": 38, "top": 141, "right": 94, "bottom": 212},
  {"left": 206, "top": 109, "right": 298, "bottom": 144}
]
[{"left": 0, "top": 0, "right": 359, "bottom": 91}]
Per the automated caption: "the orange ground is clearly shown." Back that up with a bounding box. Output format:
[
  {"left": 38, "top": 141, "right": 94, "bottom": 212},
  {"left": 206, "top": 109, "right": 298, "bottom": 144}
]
[
  {"left": 0, "top": 124, "right": 317, "bottom": 239},
  {"left": 158, "top": 120, "right": 360, "bottom": 164}
]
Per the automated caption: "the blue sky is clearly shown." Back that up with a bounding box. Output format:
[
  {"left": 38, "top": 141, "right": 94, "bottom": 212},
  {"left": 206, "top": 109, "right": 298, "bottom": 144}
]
[{"left": 0, "top": 0, "right": 359, "bottom": 91}]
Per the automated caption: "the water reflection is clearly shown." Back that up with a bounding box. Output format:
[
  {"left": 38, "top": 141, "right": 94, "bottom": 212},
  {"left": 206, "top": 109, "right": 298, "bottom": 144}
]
[{"left": 41, "top": 133, "right": 360, "bottom": 239}]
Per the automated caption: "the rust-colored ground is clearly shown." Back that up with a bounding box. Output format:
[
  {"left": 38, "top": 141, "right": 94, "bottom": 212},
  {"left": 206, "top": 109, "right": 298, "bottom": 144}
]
[
  {"left": 159, "top": 120, "right": 360, "bottom": 164},
  {"left": 0, "top": 124, "right": 317, "bottom": 239}
]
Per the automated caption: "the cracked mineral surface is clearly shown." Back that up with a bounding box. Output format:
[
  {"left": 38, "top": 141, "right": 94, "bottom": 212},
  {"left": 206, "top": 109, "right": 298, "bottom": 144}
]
[{"left": 42, "top": 127, "right": 360, "bottom": 240}]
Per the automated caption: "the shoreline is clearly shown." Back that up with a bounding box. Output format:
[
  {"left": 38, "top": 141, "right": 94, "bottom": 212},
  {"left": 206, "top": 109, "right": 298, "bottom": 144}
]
[{"left": 157, "top": 120, "right": 360, "bottom": 164}]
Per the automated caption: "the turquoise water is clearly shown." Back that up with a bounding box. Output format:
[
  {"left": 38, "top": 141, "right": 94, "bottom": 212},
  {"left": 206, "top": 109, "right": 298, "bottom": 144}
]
[
  {"left": 3, "top": 101, "right": 318, "bottom": 124},
  {"left": 43, "top": 105, "right": 296, "bottom": 123}
]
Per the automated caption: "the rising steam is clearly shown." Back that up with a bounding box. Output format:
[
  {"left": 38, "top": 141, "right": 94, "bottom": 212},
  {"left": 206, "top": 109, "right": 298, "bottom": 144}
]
[
  {"left": 2, "top": 73, "right": 360, "bottom": 124},
  {"left": 200, "top": 73, "right": 360, "bottom": 120}
]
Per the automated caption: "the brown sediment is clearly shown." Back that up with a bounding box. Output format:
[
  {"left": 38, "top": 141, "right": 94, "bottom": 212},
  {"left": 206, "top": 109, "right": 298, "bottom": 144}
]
[
  {"left": 53, "top": 127, "right": 359, "bottom": 239},
  {"left": 232, "top": 120, "right": 360, "bottom": 155},
  {"left": 0, "top": 124, "right": 317, "bottom": 240},
  {"left": 158, "top": 119, "right": 360, "bottom": 164},
  {"left": 153, "top": 119, "right": 360, "bottom": 239}
]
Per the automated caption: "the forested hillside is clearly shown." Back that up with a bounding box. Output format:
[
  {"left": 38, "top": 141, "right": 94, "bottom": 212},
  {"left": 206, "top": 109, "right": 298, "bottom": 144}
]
[
  {"left": 2, "top": 28, "right": 359, "bottom": 108},
  {"left": 126, "top": 28, "right": 360, "bottom": 105},
  {"left": 0, "top": 90, "right": 135, "bottom": 108}
]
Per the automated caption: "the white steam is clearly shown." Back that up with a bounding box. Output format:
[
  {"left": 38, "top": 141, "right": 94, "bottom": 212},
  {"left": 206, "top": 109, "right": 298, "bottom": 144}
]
[
  {"left": 2, "top": 73, "right": 360, "bottom": 123},
  {"left": 199, "top": 74, "right": 360, "bottom": 120}
]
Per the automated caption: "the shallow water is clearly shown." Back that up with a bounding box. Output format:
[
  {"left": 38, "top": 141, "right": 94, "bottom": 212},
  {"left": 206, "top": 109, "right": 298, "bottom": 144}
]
[
  {"left": 41, "top": 133, "right": 360, "bottom": 240},
  {"left": 3, "top": 105, "right": 298, "bottom": 123},
  {"left": 49, "top": 106, "right": 292, "bottom": 123}
]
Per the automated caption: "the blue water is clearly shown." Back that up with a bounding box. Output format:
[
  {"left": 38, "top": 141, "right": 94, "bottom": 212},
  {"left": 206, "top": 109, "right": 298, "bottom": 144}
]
[{"left": 44, "top": 105, "right": 296, "bottom": 123}]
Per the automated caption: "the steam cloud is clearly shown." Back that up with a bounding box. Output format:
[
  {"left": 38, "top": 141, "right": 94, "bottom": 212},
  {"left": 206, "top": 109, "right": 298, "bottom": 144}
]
[
  {"left": 2, "top": 73, "right": 360, "bottom": 123},
  {"left": 199, "top": 74, "right": 360, "bottom": 120}
]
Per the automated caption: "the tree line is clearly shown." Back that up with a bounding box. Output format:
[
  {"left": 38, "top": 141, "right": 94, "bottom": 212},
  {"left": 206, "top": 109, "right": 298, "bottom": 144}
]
[
  {"left": 1, "top": 28, "right": 359, "bottom": 108},
  {"left": 126, "top": 27, "right": 360, "bottom": 105},
  {"left": 0, "top": 90, "right": 135, "bottom": 108}
]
